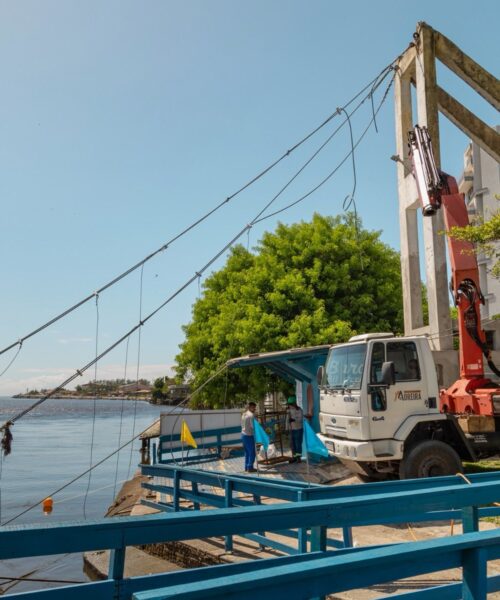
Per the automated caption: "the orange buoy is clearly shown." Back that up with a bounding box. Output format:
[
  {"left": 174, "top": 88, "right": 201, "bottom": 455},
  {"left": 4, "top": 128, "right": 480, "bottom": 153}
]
[{"left": 42, "top": 497, "right": 53, "bottom": 515}]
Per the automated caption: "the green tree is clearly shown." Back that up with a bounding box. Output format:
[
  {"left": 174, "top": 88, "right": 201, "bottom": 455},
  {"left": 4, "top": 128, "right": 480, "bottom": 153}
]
[
  {"left": 446, "top": 207, "right": 500, "bottom": 278},
  {"left": 176, "top": 213, "right": 403, "bottom": 407},
  {"left": 151, "top": 377, "right": 166, "bottom": 403}
]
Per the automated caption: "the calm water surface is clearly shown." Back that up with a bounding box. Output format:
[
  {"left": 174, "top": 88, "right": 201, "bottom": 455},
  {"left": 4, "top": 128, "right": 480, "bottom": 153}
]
[{"left": 0, "top": 396, "right": 167, "bottom": 595}]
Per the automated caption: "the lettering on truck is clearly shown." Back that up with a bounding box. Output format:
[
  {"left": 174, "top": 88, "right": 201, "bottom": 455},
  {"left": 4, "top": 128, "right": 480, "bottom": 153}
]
[{"left": 395, "top": 390, "right": 422, "bottom": 401}]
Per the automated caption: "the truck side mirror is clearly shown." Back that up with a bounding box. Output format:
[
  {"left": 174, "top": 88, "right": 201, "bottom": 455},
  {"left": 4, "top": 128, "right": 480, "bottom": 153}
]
[
  {"left": 381, "top": 362, "right": 396, "bottom": 387},
  {"left": 317, "top": 365, "right": 324, "bottom": 386}
]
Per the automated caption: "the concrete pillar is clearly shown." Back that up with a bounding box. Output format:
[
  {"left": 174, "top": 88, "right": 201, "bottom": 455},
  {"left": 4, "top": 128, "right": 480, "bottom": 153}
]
[
  {"left": 415, "top": 24, "right": 453, "bottom": 351},
  {"left": 395, "top": 68, "right": 424, "bottom": 333},
  {"left": 394, "top": 24, "right": 453, "bottom": 352}
]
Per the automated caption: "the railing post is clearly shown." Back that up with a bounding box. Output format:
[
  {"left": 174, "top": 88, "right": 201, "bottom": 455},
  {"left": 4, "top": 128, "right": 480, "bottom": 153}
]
[
  {"left": 310, "top": 525, "right": 327, "bottom": 600},
  {"left": 342, "top": 526, "right": 353, "bottom": 547},
  {"left": 173, "top": 470, "right": 180, "bottom": 511},
  {"left": 152, "top": 442, "right": 157, "bottom": 465},
  {"left": 108, "top": 544, "right": 126, "bottom": 600},
  {"left": 462, "top": 505, "right": 479, "bottom": 533},
  {"left": 224, "top": 480, "right": 233, "bottom": 553},
  {"left": 310, "top": 525, "right": 327, "bottom": 552},
  {"left": 462, "top": 546, "right": 487, "bottom": 600},
  {"left": 191, "top": 481, "right": 201, "bottom": 511},
  {"left": 253, "top": 494, "right": 267, "bottom": 549},
  {"left": 297, "top": 490, "right": 308, "bottom": 553}
]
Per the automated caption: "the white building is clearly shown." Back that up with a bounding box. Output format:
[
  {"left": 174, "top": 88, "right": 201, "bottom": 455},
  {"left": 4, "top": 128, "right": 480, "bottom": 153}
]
[{"left": 458, "top": 129, "right": 500, "bottom": 348}]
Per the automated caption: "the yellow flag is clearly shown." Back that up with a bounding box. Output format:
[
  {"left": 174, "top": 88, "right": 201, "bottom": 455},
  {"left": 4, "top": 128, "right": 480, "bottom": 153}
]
[{"left": 180, "top": 419, "right": 197, "bottom": 449}]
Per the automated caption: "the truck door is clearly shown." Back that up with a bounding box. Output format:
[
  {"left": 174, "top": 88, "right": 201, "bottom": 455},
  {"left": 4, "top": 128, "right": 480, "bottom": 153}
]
[{"left": 368, "top": 340, "right": 426, "bottom": 440}]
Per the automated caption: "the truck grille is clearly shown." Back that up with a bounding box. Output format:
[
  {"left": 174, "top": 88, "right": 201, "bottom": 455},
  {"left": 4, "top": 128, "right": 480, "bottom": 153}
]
[{"left": 326, "top": 425, "right": 347, "bottom": 437}]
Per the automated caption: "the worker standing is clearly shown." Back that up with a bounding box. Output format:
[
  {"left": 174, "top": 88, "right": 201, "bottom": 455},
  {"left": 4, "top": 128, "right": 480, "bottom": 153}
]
[
  {"left": 286, "top": 396, "right": 304, "bottom": 463},
  {"left": 241, "top": 402, "right": 257, "bottom": 472}
]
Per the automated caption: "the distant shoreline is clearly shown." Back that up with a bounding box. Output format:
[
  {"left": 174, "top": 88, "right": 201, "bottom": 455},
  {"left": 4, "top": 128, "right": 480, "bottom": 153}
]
[{"left": 11, "top": 394, "right": 152, "bottom": 401}]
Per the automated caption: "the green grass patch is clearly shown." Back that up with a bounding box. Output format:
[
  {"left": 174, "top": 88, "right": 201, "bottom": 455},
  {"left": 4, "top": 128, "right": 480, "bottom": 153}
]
[{"left": 463, "top": 460, "right": 500, "bottom": 474}]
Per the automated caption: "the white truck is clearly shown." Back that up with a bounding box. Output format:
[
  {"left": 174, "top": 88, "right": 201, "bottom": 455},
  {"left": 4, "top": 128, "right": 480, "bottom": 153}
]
[
  {"left": 317, "top": 332, "right": 480, "bottom": 479},
  {"left": 316, "top": 126, "right": 500, "bottom": 480}
]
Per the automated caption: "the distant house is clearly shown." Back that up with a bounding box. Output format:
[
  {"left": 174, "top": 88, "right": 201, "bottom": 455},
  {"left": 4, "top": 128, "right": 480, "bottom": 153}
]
[
  {"left": 166, "top": 384, "right": 190, "bottom": 405},
  {"left": 118, "top": 382, "right": 153, "bottom": 396}
]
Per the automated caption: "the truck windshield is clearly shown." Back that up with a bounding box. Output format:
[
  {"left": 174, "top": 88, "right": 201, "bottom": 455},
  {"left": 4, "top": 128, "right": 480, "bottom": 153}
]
[{"left": 323, "top": 344, "right": 366, "bottom": 390}]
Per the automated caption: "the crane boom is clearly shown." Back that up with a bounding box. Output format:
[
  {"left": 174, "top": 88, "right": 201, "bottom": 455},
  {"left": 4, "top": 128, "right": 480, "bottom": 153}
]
[{"left": 408, "top": 125, "right": 500, "bottom": 415}]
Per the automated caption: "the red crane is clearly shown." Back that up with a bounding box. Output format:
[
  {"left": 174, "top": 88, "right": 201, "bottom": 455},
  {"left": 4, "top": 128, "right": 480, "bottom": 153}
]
[{"left": 409, "top": 126, "right": 500, "bottom": 416}]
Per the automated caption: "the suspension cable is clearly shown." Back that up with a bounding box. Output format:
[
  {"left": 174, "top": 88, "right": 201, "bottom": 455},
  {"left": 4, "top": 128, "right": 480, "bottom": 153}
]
[
  {"left": 0, "top": 59, "right": 398, "bottom": 367},
  {"left": 0, "top": 60, "right": 397, "bottom": 439},
  {"left": 160, "top": 71, "right": 396, "bottom": 466},
  {"left": 255, "top": 68, "right": 396, "bottom": 224},
  {"left": 0, "top": 363, "right": 227, "bottom": 526}
]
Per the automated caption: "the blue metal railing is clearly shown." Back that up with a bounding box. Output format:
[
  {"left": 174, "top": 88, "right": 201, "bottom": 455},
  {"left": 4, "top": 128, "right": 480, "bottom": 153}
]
[
  {"left": 156, "top": 426, "right": 242, "bottom": 464},
  {"left": 131, "top": 530, "right": 500, "bottom": 600},
  {"left": 2, "top": 472, "right": 500, "bottom": 598},
  {"left": 141, "top": 463, "right": 348, "bottom": 553},
  {"left": 142, "top": 464, "right": 500, "bottom": 550}
]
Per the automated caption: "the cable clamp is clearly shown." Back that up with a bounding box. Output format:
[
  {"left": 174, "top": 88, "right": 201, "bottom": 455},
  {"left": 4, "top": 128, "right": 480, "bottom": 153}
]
[{"left": 76, "top": 369, "right": 83, "bottom": 377}]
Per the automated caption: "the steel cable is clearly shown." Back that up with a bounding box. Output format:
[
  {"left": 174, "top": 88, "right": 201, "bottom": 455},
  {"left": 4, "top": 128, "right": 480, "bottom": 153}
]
[
  {"left": 83, "top": 294, "right": 100, "bottom": 519},
  {"left": 0, "top": 362, "right": 227, "bottom": 526},
  {"left": 254, "top": 69, "right": 396, "bottom": 224},
  {"left": 161, "top": 71, "right": 396, "bottom": 466},
  {"left": 0, "top": 59, "right": 398, "bottom": 369},
  {"left": 0, "top": 61, "right": 397, "bottom": 438},
  {"left": 112, "top": 337, "right": 130, "bottom": 502},
  {"left": 128, "top": 265, "right": 145, "bottom": 478}
]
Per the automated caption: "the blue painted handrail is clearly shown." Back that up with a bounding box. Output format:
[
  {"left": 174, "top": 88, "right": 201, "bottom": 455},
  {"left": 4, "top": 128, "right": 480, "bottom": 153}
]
[
  {"left": 142, "top": 463, "right": 500, "bottom": 526},
  {"left": 142, "top": 463, "right": 338, "bottom": 553},
  {"left": 3, "top": 472, "right": 500, "bottom": 599},
  {"left": 132, "top": 530, "right": 500, "bottom": 600},
  {"left": 157, "top": 426, "right": 242, "bottom": 463}
]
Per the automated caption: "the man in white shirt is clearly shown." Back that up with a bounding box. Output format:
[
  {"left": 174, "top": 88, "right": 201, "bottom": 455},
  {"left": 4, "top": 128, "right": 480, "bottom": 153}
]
[{"left": 241, "top": 402, "right": 257, "bottom": 472}]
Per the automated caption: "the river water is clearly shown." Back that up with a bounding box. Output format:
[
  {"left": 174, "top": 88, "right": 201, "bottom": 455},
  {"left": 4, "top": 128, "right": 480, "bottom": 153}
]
[{"left": 0, "top": 396, "right": 167, "bottom": 595}]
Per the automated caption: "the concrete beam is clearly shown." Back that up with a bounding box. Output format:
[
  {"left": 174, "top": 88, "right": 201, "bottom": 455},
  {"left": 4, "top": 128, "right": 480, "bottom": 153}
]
[
  {"left": 437, "top": 87, "right": 500, "bottom": 164},
  {"left": 397, "top": 44, "right": 417, "bottom": 81},
  {"left": 434, "top": 29, "right": 500, "bottom": 111}
]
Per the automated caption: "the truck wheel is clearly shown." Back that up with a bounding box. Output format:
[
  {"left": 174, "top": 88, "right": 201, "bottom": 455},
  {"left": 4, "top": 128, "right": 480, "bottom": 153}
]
[{"left": 399, "top": 440, "right": 463, "bottom": 479}]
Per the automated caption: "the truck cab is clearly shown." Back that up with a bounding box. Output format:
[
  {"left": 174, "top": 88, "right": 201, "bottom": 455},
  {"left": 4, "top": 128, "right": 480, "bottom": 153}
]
[{"left": 318, "top": 333, "right": 473, "bottom": 479}]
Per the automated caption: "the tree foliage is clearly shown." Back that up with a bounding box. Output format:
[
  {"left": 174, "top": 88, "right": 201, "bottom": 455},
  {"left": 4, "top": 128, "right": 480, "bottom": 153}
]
[
  {"left": 175, "top": 213, "right": 403, "bottom": 407},
  {"left": 446, "top": 208, "right": 500, "bottom": 278},
  {"left": 151, "top": 376, "right": 178, "bottom": 403}
]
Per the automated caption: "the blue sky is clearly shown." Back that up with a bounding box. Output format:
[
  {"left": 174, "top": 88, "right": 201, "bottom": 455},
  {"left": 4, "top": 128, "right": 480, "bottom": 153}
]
[{"left": 0, "top": 1, "right": 498, "bottom": 394}]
